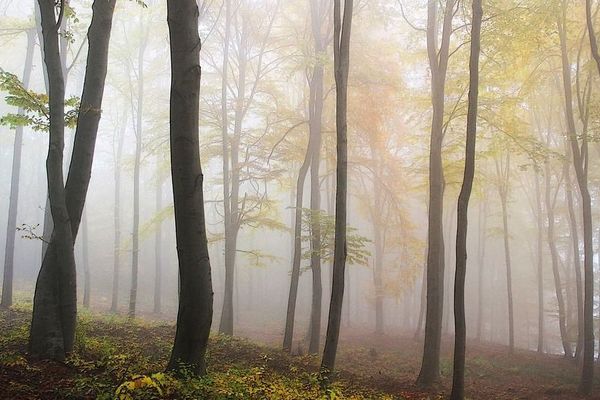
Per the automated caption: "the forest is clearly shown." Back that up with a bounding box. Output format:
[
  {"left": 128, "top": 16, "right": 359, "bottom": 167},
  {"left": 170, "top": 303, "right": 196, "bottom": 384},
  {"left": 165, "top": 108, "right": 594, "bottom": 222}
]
[{"left": 1, "top": 0, "right": 600, "bottom": 399}]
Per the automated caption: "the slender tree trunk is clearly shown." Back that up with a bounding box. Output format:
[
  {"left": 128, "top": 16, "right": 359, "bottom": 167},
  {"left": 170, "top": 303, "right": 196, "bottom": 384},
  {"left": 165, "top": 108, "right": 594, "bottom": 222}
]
[
  {"left": 283, "top": 150, "right": 311, "bottom": 352},
  {"left": 566, "top": 2, "right": 595, "bottom": 391},
  {"left": 544, "top": 158, "right": 572, "bottom": 358},
  {"left": 111, "top": 116, "right": 126, "bottom": 313},
  {"left": 476, "top": 199, "right": 487, "bottom": 342},
  {"left": 1, "top": 28, "right": 35, "bottom": 308},
  {"left": 219, "top": 0, "right": 233, "bottom": 335},
  {"left": 166, "top": 0, "right": 213, "bottom": 375},
  {"left": 154, "top": 173, "right": 163, "bottom": 314},
  {"left": 450, "top": 2, "right": 481, "bottom": 396},
  {"left": 417, "top": 0, "right": 455, "bottom": 386},
  {"left": 565, "top": 156, "right": 584, "bottom": 360},
  {"left": 320, "top": 0, "right": 353, "bottom": 381},
  {"left": 534, "top": 171, "right": 544, "bottom": 353},
  {"left": 29, "top": 0, "right": 76, "bottom": 360}
]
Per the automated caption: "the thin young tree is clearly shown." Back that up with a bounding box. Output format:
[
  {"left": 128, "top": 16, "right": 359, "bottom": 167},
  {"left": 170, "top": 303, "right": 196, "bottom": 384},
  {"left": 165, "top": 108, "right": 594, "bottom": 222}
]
[
  {"left": 166, "top": 0, "right": 213, "bottom": 374},
  {"left": 320, "top": 0, "right": 353, "bottom": 382},
  {"left": 1, "top": 27, "right": 35, "bottom": 308},
  {"left": 417, "top": 0, "right": 457, "bottom": 386},
  {"left": 450, "top": 0, "right": 482, "bottom": 398}
]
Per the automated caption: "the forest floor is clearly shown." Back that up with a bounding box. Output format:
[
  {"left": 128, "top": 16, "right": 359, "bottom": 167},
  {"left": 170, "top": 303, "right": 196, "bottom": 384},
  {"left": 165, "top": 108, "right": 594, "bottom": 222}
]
[{"left": 1, "top": 304, "right": 600, "bottom": 399}]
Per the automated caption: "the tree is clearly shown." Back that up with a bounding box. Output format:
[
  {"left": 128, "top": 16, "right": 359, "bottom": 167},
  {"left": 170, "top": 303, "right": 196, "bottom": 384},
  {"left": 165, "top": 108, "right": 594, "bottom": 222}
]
[
  {"left": 450, "top": 0, "right": 482, "bottom": 397},
  {"left": 320, "top": 0, "right": 353, "bottom": 382},
  {"left": 1, "top": 27, "right": 35, "bottom": 308},
  {"left": 566, "top": 0, "right": 595, "bottom": 392},
  {"left": 417, "top": 0, "right": 457, "bottom": 386},
  {"left": 165, "top": 0, "right": 213, "bottom": 375},
  {"left": 30, "top": 0, "right": 117, "bottom": 359}
]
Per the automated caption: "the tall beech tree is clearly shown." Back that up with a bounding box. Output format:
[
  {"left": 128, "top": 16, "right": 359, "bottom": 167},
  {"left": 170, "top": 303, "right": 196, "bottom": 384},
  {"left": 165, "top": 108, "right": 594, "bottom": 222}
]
[
  {"left": 417, "top": 0, "right": 457, "bottom": 386},
  {"left": 30, "top": 0, "right": 117, "bottom": 359},
  {"left": 165, "top": 0, "right": 213, "bottom": 375},
  {"left": 564, "top": 0, "right": 594, "bottom": 392},
  {"left": 320, "top": 0, "right": 353, "bottom": 381},
  {"left": 450, "top": 0, "right": 481, "bottom": 397}
]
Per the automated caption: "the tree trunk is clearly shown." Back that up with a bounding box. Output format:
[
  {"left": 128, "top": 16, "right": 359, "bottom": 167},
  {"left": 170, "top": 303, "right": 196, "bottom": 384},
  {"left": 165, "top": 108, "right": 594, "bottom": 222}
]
[
  {"left": 154, "top": 172, "right": 163, "bottom": 314},
  {"left": 476, "top": 199, "right": 487, "bottom": 342},
  {"left": 320, "top": 0, "right": 353, "bottom": 381},
  {"left": 566, "top": 2, "right": 595, "bottom": 391},
  {"left": 111, "top": 115, "right": 126, "bottom": 313},
  {"left": 543, "top": 157, "right": 572, "bottom": 358},
  {"left": 283, "top": 150, "right": 311, "bottom": 352},
  {"left": 1, "top": 28, "right": 35, "bottom": 308},
  {"left": 417, "top": 0, "right": 455, "bottom": 386},
  {"left": 29, "top": 0, "right": 76, "bottom": 360},
  {"left": 534, "top": 171, "right": 544, "bottom": 353},
  {"left": 30, "top": 0, "right": 117, "bottom": 358},
  {"left": 166, "top": 0, "right": 213, "bottom": 375},
  {"left": 450, "top": 1, "right": 481, "bottom": 396},
  {"left": 129, "top": 22, "right": 147, "bottom": 318}
]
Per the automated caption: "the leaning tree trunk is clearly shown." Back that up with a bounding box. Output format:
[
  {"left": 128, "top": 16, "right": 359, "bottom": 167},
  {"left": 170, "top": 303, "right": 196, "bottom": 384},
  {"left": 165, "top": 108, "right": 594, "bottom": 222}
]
[
  {"left": 320, "top": 0, "right": 353, "bottom": 382},
  {"left": 450, "top": 1, "right": 481, "bottom": 397},
  {"left": 29, "top": 0, "right": 77, "bottom": 360},
  {"left": 166, "top": 0, "right": 214, "bottom": 375},
  {"left": 417, "top": 0, "right": 455, "bottom": 386},
  {"left": 1, "top": 28, "right": 35, "bottom": 308},
  {"left": 283, "top": 146, "right": 311, "bottom": 352}
]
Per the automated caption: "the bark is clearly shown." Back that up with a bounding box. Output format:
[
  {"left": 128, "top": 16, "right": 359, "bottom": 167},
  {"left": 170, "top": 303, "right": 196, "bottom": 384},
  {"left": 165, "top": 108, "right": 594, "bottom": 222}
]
[
  {"left": 417, "top": 0, "right": 455, "bottom": 386},
  {"left": 30, "top": 0, "right": 117, "bottom": 358},
  {"left": 111, "top": 116, "right": 126, "bottom": 313},
  {"left": 563, "top": 3, "right": 594, "bottom": 391},
  {"left": 449, "top": 1, "right": 481, "bottom": 397},
  {"left": 1, "top": 28, "right": 35, "bottom": 308},
  {"left": 166, "top": 0, "right": 213, "bottom": 375},
  {"left": 129, "top": 22, "right": 147, "bottom": 318},
  {"left": 320, "top": 0, "right": 353, "bottom": 381},
  {"left": 29, "top": 0, "right": 76, "bottom": 360}
]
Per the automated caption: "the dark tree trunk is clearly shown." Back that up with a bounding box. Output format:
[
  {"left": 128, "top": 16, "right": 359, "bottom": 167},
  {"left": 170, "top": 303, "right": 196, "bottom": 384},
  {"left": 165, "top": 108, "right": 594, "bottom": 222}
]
[
  {"left": 29, "top": 0, "right": 76, "bottom": 360},
  {"left": 166, "top": 0, "right": 213, "bottom": 375},
  {"left": 129, "top": 24, "right": 147, "bottom": 318},
  {"left": 283, "top": 150, "right": 311, "bottom": 352},
  {"left": 30, "top": 0, "right": 117, "bottom": 359},
  {"left": 566, "top": 2, "right": 594, "bottom": 391},
  {"left": 320, "top": 0, "right": 353, "bottom": 381},
  {"left": 1, "top": 28, "right": 35, "bottom": 308},
  {"left": 417, "top": 0, "right": 455, "bottom": 386},
  {"left": 450, "top": 1, "right": 481, "bottom": 397}
]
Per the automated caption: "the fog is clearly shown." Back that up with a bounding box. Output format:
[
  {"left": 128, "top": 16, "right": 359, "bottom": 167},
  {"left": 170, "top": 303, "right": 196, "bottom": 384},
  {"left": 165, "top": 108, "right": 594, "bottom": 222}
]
[{"left": 1, "top": 0, "right": 600, "bottom": 398}]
